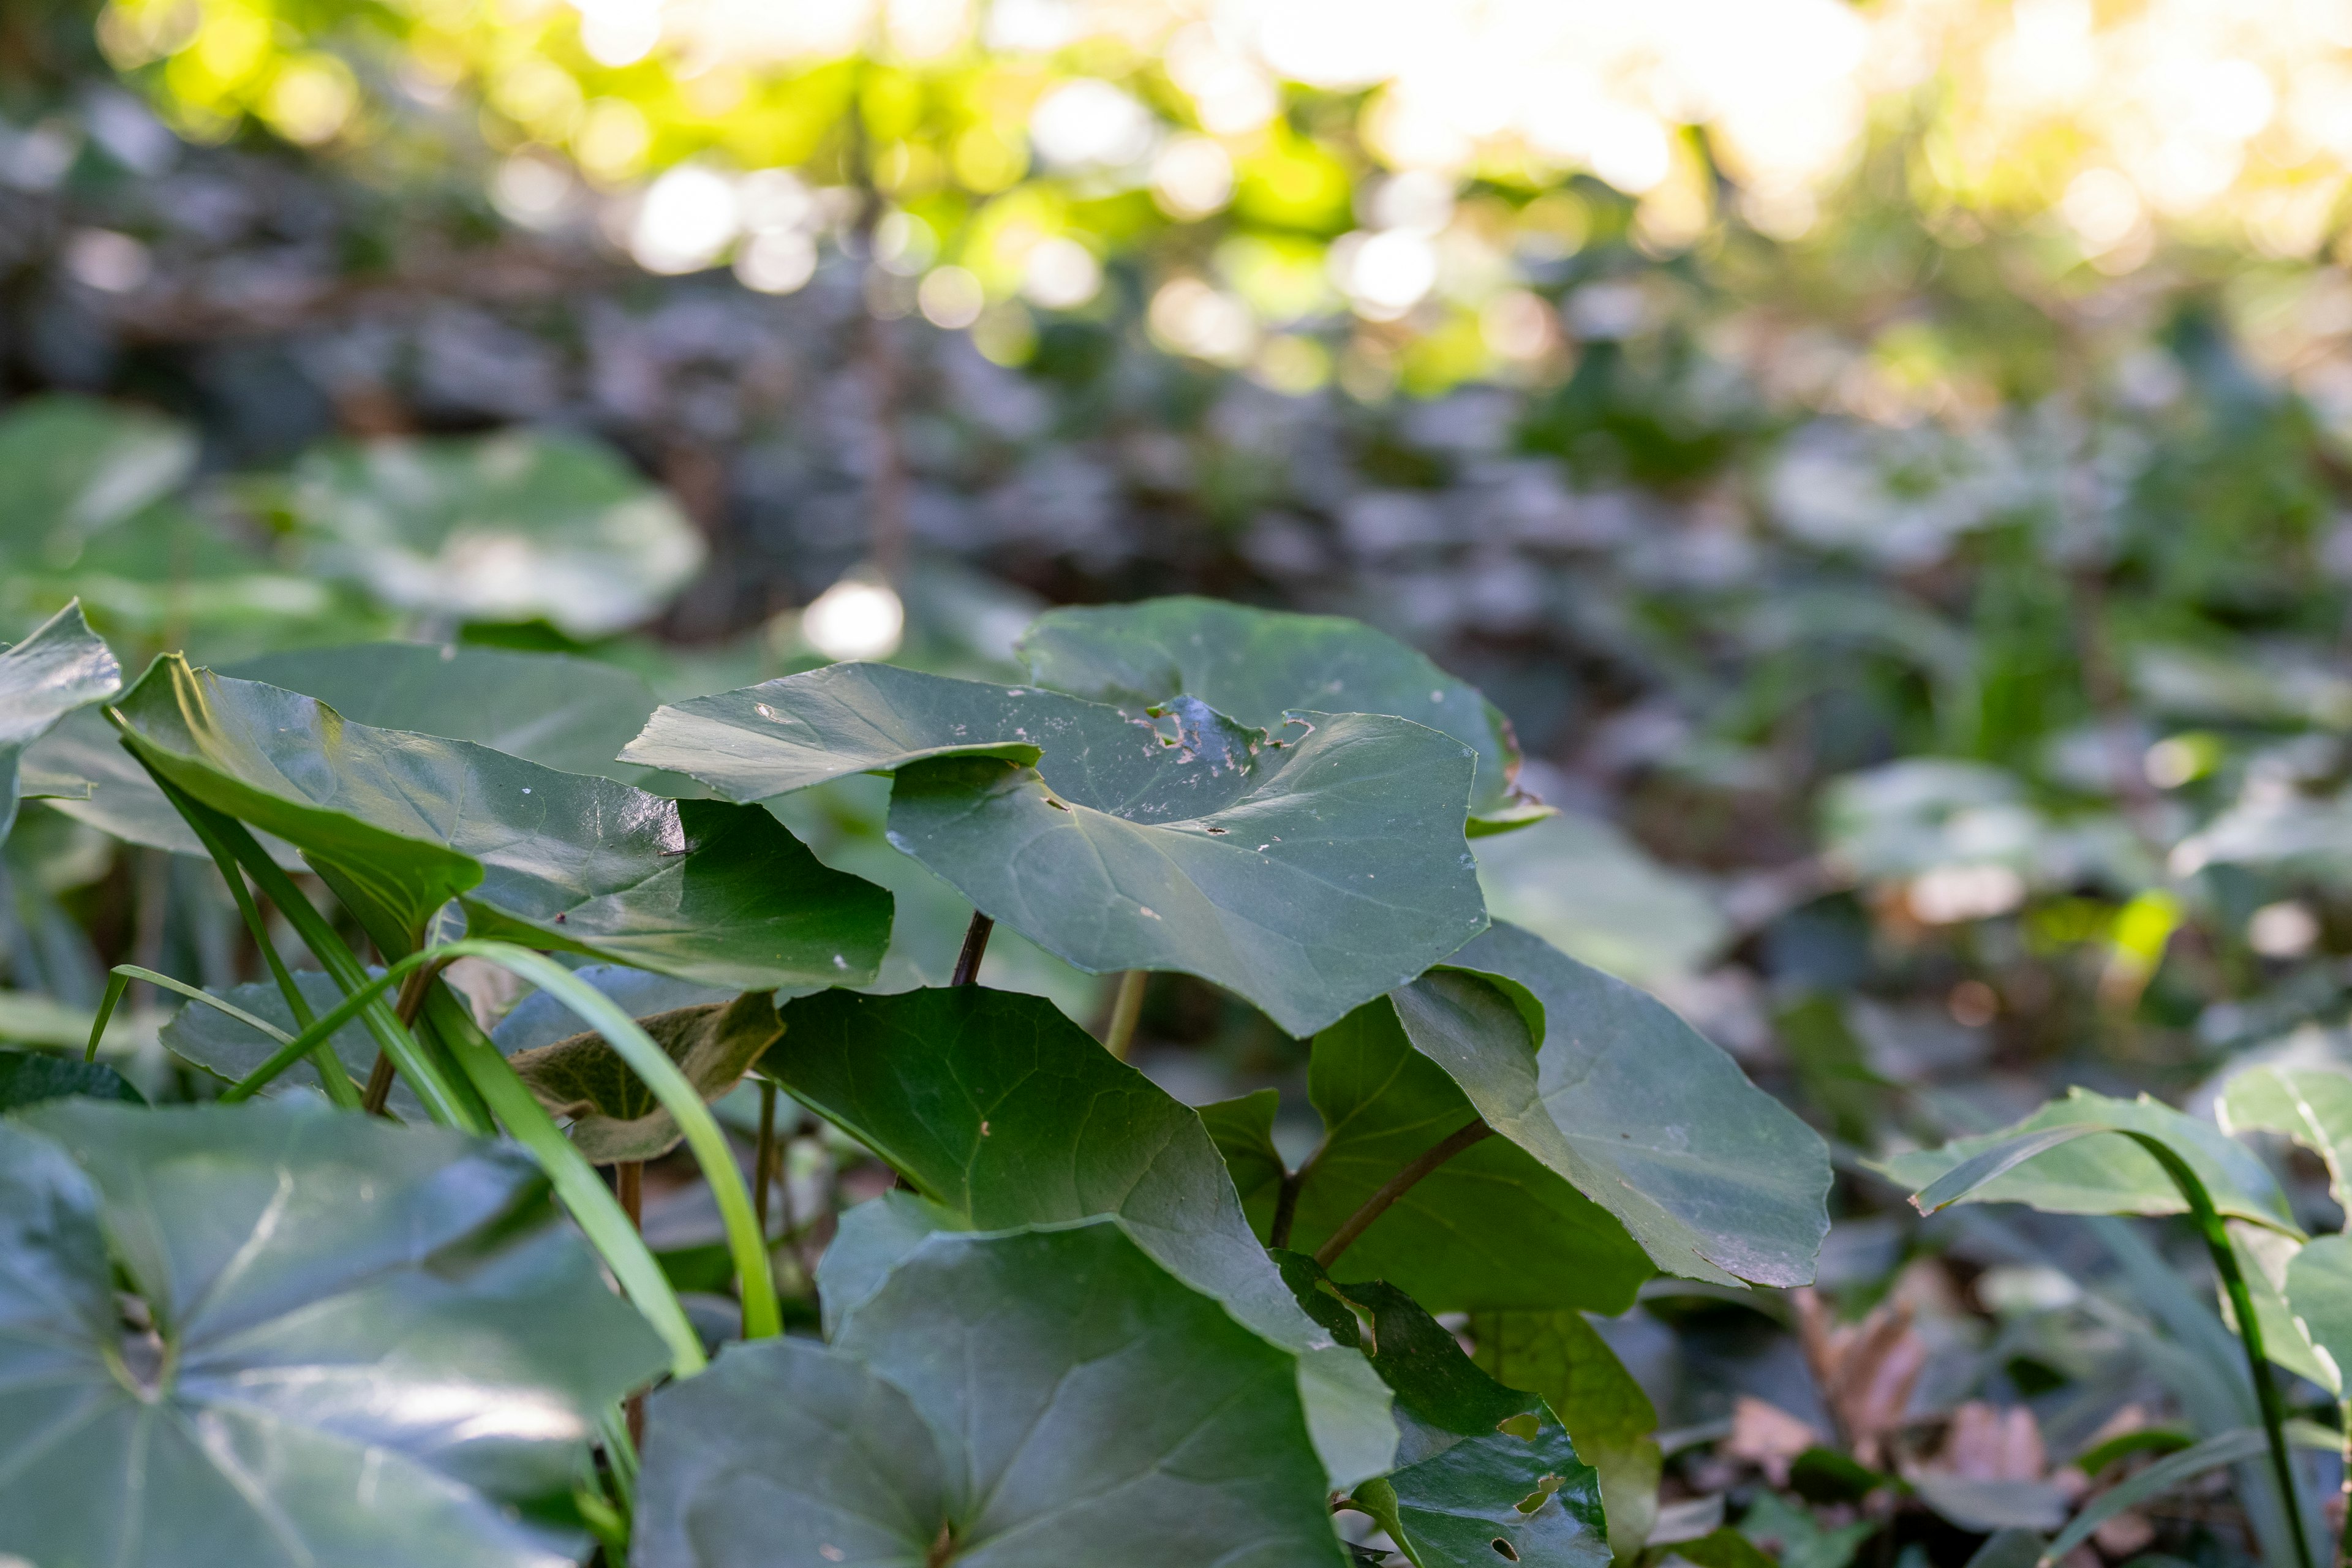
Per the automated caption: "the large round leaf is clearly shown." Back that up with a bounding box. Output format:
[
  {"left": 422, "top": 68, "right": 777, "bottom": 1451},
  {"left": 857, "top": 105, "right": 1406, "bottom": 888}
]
[
  {"left": 288, "top": 431, "right": 705, "bottom": 638},
  {"left": 108, "top": 655, "right": 891, "bottom": 986},
  {"left": 1205, "top": 1001, "right": 1654, "bottom": 1314},
  {"left": 766, "top": 984, "right": 1397, "bottom": 1488},
  {"left": 1397, "top": 922, "right": 1833, "bottom": 1289},
  {"left": 1017, "top": 596, "right": 1548, "bottom": 833},
  {"left": 0, "top": 1098, "right": 668, "bottom": 1568},
  {"left": 635, "top": 1220, "right": 1351, "bottom": 1568},
  {"left": 1, "top": 600, "right": 120, "bottom": 842},
  {"left": 630, "top": 662, "right": 1488, "bottom": 1036}
]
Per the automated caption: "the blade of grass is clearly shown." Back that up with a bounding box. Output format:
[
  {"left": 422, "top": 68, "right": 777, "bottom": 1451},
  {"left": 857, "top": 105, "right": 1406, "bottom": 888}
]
[{"left": 1916, "top": 1123, "right": 2320, "bottom": 1568}]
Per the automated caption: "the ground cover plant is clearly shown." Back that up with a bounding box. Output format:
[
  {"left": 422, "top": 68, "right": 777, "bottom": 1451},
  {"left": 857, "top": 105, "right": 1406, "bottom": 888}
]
[{"left": 0, "top": 594, "right": 1834, "bottom": 1567}]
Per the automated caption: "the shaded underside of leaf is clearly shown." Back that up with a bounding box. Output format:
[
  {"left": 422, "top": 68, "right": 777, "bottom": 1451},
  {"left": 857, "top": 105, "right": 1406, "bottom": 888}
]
[
  {"left": 1280, "top": 1000, "right": 1654, "bottom": 1314},
  {"left": 1468, "top": 1310, "right": 1662, "bottom": 1556},
  {"left": 2220, "top": 1062, "right": 2352, "bottom": 1210},
  {"left": 0, "top": 1047, "right": 143, "bottom": 1111},
  {"left": 510, "top": 990, "right": 782, "bottom": 1162},
  {"left": 1, "top": 600, "right": 122, "bottom": 842}
]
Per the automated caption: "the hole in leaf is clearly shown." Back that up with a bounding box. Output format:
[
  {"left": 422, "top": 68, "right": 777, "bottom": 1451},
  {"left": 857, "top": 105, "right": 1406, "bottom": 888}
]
[
  {"left": 1513, "top": 1474, "right": 1565, "bottom": 1514},
  {"left": 1491, "top": 1539, "right": 1520, "bottom": 1562},
  {"left": 1494, "top": 1412, "right": 1540, "bottom": 1441}
]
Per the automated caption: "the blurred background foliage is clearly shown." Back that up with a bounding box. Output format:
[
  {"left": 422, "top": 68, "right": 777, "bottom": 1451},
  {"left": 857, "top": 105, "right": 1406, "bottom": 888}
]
[{"left": 11, "top": 0, "right": 2352, "bottom": 1561}]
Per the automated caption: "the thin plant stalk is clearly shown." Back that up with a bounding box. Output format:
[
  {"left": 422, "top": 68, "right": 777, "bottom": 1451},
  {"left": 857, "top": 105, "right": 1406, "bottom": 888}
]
[
  {"left": 1101, "top": 970, "right": 1147, "bottom": 1061},
  {"left": 1914, "top": 1123, "right": 2318, "bottom": 1568},
  {"left": 126, "top": 761, "right": 361, "bottom": 1107},
  {"left": 951, "top": 910, "right": 993, "bottom": 985},
  {"left": 617, "top": 1161, "right": 644, "bottom": 1229},
  {"left": 754, "top": 1079, "right": 778, "bottom": 1238},
  {"left": 1314, "top": 1118, "right": 1493, "bottom": 1269}
]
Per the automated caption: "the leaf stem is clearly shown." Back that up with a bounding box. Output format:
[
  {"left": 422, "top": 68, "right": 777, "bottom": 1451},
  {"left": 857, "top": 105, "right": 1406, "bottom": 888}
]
[
  {"left": 1102, "top": 969, "right": 1147, "bottom": 1060},
  {"left": 1314, "top": 1118, "right": 1493, "bottom": 1269},
  {"left": 755, "top": 1079, "right": 778, "bottom": 1238},
  {"left": 951, "top": 910, "right": 994, "bottom": 986},
  {"left": 617, "top": 1160, "right": 643, "bottom": 1229}
]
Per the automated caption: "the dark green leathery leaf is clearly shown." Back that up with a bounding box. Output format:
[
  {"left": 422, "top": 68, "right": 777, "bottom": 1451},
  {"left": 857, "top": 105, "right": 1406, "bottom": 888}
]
[
  {"left": 767, "top": 984, "right": 1396, "bottom": 1488},
  {"left": 161, "top": 968, "right": 404, "bottom": 1112},
  {"left": 1, "top": 600, "right": 121, "bottom": 842},
  {"left": 1016, "top": 595, "right": 1550, "bottom": 832},
  {"left": 0, "top": 1099, "right": 669, "bottom": 1568},
  {"left": 1395, "top": 922, "right": 1833, "bottom": 1287},
  {"left": 106, "top": 655, "right": 891, "bottom": 985},
  {"left": 0, "top": 1047, "right": 143, "bottom": 1110},
  {"left": 510, "top": 990, "right": 782, "bottom": 1162},
  {"left": 1275, "top": 1254, "right": 1609, "bottom": 1568},
  {"left": 1235, "top": 1002, "right": 1653, "bottom": 1314},
  {"left": 627, "top": 662, "right": 1487, "bottom": 1036},
  {"left": 636, "top": 1220, "right": 1351, "bottom": 1568}
]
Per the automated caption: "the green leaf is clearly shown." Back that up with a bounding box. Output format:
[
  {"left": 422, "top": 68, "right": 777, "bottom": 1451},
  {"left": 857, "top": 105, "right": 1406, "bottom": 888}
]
[
  {"left": 1278, "top": 1255, "right": 1610, "bottom": 1568},
  {"left": 1396, "top": 922, "right": 1834, "bottom": 1287},
  {"left": 1666, "top": 1527, "right": 1782, "bottom": 1568},
  {"left": 0, "top": 395, "right": 195, "bottom": 568},
  {"left": 2220, "top": 1063, "right": 2352, "bottom": 1210},
  {"left": 2039, "top": 1423, "right": 2348, "bottom": 1566},
  {"left": 2285, "top": 1234, "right": 2352, "bottom": 1393},
  {"left": 1278, "top": 998, "right": 1655, "bottom": 1314},
  {"left": 509, "top": 990, "right": 782, "bottom": 1162},
  {"left": 288, "top": 431, "right": 706, "bottom": 638},
  {"left": 0, "top": 1099, "right": 669, "bottom": 1568},
  {"left": 630, "top": 662, "right": 1488, "bottom": 1036},
  {"left": 636, "top": 1220, "right": 1352, "bottom": 1567},
  {"left": 1016, "top": 595, "right": 1548, "bottom": 831},
  {"left": 1, "top": 600, "right": 121, "bottom": 842},
  {"left": 2224, "top": 1225, "right": 2340, "bottom": 1395},
  {"left": 110, "top": 655, "right": 891, "bottom": 985},
  {"left": 160, "top": 969, "right": 406, "bottom": 1112},
  {"left": 1873, "top": 1087, "right": 2301, "bottom": 1235},
  {"left": 1468, "top": 1311, "right": 1661, "bottom": 1555},
  {"left": 1741, "top": 1491, "right": 1878, "bottom": 1568},
  {"left": 768, "top": 984, "right": 1397, "bottom": 1488},
  {"left": 1474, "top": 812, "right": 1728, "bottom": 984},
  {"left": 0, "top": 1047, "right": 143, "bottom": 1110},
  {"left": 1200, "top": 1085, "right": 1288, "bottom": 1205}
]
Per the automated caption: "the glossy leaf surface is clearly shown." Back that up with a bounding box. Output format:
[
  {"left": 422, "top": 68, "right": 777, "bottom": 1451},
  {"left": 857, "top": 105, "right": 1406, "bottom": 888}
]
[
  {"left": 0, "top": 1099, "right": 668, "bottom": 1568},
  {"left": 111, "top": 657, "right": 891, "bottom": 984},
  {"left": 1224, "top": 1001, "right": 1653, "bottom": 1314},
  {"left": 1398, "top": 922, "right": 1833, "bottom": 1287},
  {"left": 767, "top": 984, "right": 1396, "bottom": 1487},
  {"left": 636, "top": 1220, "right": 1350, "bottom": 1567},
  {"left": 1017, "top": 595, "right": 1545, "bottom": 831},
  {"left": 509, "top": 990, "right": 781, "bottom": 1161},
  {"left": 1278, "top": 1256, "right": 1609, "bottom": 1568},
  {"left": 633, "top": 662, "right": 1487, "bottom": 1035},
  {"left": 1, "top": 600, "right": 121, "bottom": 841},
  {"left": 1875, "top": 1087, "right": 2299, "bottom": 1234}
]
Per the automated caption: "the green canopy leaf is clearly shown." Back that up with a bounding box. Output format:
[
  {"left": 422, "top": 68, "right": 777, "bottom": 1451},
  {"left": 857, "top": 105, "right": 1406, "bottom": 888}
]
[
  {"left": 0, "top": 1099, "right": 668, "bottom": 1568},
  {"left": 287, "top": 431, "right": 705, "bottom": 638},
  {"left": 1395, "top": 922, "right": 1833, "bottom": 1288},
  {"left": 1, "top": 600, "right": 121, "bottom": 841},
  {"left": 0, "top": 1047, "right": 143, "bottom": 1111},
  {"left": 1874, "top": 1087, "right": 2301, "bottom": 1235},
  {"left": 1215, "top": 1000, "right": 1654, "bottom": 1314},
  {"left": 510, "top": 990, "right": 782, "bottom": 1162},
  {"left": 2220, "top": 1062, "right": 2352, "bottom": 1210},
  {"left": 1016, "top": 595, "right": 1548, "bottom": 832},
  {"left": 31, "top": 641, "right": 697, "bottom": 860},
  {"left": 767, "top": 984, "right": 1396, "bottom": 1488},
  {"left": 109, "top": 655, "right": 891, "bottom": 986},
  {"left": 2285, "top": 1234, "right": 2352, "bottom": 1391},
  {"left": 1468, "top": 1311, "right": 1660, "bottom": 1556},
  {"left": 160, "top": 969, "right": 394, "bottom": 1109},
  {"left": 1276, "top": 1255, "right": 1608, "bottom": 1568},
  {"left": 630, "top": 662, "right": 1487, "bottom": 1035},
  {"left": 636, "top": 1220, "right": 1352, "bottom": 1568}
]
